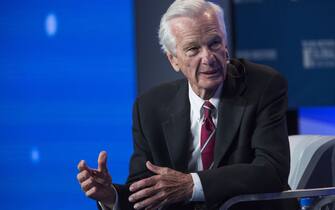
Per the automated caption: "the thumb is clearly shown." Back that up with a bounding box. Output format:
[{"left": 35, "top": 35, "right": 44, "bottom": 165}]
[
  {"left": 146, "top": 161, "right": 169, "bottom": 175},
  {"left": 98, "top": 151, "right": 108, "bottom": 173}
]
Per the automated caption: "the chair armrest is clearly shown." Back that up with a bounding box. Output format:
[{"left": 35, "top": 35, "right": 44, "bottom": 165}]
[{"left": 220, "top": 187, "right": 335, "bottom": 210}]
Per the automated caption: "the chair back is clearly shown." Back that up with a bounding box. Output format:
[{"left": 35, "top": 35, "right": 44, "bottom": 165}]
[{"left": 289, "top": 135, "right": 335, "bottom": 190}]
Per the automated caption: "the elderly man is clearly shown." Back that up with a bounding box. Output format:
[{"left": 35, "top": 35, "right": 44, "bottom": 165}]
[{"left": 77, "top": 0, "right": 297, "bottom": 209}]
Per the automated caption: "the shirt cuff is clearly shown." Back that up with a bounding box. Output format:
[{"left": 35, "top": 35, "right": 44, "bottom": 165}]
[
  {"left": 98, "top": 184, "right": 119, "bottom": 210},
  {"left": 190, "top": 173, "right": 205, "bottom": 202}
]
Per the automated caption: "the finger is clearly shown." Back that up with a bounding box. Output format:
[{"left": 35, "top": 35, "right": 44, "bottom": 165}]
[
  {"left": 77, "top": 160, "right": 90, "bottom": 172},
  {"left": 146, "top": 198, "right": 168, "bottom": 210},
  {"left": 146, "top": 161, "right": 169, "bottom": 175},
  {"left": 98, "top": 151, "right": 108, "bottom": 173},
  {"left": 77, "top": 170, "right": 91, "bottom": 183},
  {"left": 81, "top": 177, "right": 96, "bottom": 192},
  {"left": 129, "top": 176, "right": 158, "bottom": 192},
  {"left": 85, "top": 186, "right": 98, "bottom": 197},
  {"left": 91, "top": 171, "right": 111, "bottom": 187},
  {"left": 129, "top": 185, "right": 157, "bottom": 203},
  {"left": 133, "top": 191, "right": 165, "bottom": 210}
]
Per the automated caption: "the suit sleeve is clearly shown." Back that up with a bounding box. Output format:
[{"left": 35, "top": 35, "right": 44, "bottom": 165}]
[{"left": 198, "top": 73, "right": 290, "bottom": 206}]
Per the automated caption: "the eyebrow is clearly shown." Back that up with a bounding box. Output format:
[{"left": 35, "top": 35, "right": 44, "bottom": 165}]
[
  {"left": 206, "top": 35, "right": 222, "bottom": 43},
  {"left": 181, "top": 41, "right": 199, "bottom": 50},
  {"left": 180, "top": 34, "right": 223, "bottom": 50}
]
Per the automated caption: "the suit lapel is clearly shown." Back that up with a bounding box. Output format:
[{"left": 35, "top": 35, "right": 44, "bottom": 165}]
[
  {"left": 161, "top": 59, "right": 248, "bottom": 171},
  {"left": 162, "top": 81, "right": 191, "bottom": 172},
  {"left": 214, "top": 61, "right": 247, "bottom": 168}
]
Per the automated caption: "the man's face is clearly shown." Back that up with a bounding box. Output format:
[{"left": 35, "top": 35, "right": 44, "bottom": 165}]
[{"left": 167, "top": 11, "right": 228, "bottom": 98}]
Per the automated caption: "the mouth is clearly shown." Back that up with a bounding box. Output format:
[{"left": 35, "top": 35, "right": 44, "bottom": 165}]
[{"left": 199, "top": 68, "right": 221, "bottom": 76}]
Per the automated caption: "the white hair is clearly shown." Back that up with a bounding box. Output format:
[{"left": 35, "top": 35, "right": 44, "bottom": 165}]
[{"left": 158, "top": 0, "right": 227, "bottom": 55}]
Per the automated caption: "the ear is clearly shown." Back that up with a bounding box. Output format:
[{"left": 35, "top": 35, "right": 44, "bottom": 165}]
[
  {"left": 225, "top": 47, "right": 230, "bottom": 64},
  {"left": 166, "top": 53, "right": 180, "bottom": 72},
  {"left": 225, "top": 47, "right": 229, "bottom": 58}
]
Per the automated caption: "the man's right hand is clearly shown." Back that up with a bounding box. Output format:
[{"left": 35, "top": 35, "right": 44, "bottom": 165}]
[{"left": 77, "top": 151, "right": 116, "bottom": 206}]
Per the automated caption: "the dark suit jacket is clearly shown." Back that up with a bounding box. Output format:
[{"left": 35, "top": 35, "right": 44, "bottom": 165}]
[{"left": 111, "top": 59, "right": 298, "bottom": 210}]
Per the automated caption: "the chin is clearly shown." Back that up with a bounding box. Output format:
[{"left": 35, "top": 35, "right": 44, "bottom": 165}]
[
  {"left": 200, "top": 79, "right": 223, "bottom": 90},
  {"left": 201, "top": 77, "right": 223, "bottom": 89}
]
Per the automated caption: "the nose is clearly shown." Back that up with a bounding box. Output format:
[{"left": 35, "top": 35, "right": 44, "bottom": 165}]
[{"left": 200, "top": 48, "right": 215, "bottom": 66}]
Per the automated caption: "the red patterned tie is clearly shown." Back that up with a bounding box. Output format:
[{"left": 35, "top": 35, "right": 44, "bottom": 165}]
[{"left": 200, "top": 101, "right": 216, "bottom": 170}]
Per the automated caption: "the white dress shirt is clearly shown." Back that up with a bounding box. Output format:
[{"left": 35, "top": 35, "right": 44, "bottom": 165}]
[
  {"left": 100, "top": 82, "right": 223, "bottom": 209},
  {"left": 188, "top": 83, "right": 222, "bottom": 201}
]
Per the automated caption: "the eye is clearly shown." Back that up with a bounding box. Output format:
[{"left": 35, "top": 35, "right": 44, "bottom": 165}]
[
  {"left": 185, "top": 47, "right": 199, "bottom": 56},
  {"left": 209, "top": 39, "right": 222, "bottom": 50}
]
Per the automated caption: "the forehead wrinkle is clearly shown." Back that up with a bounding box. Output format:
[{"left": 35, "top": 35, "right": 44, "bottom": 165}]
[
  {"left": 179, "top": 27, "right": 221, "bottom": 49},
  {"left": 170, "top": 18, "right": 200, "bottom": 47},
  {"left": 170, "top": 13, "right": 225, "bottom": 50},
  {"left": 170, "top": 17, "right": 198, "bottom": 35},
  {"left": 199, "top": 10, "right": 227, "bottom": 41}
]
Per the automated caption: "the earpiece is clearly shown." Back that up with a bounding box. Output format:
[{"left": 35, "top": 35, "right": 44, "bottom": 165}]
[{"left": 226, "top": 51, "right": 230, "bottom": 64}]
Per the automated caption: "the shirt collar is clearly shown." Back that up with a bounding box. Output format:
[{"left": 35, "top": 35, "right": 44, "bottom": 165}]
[{"left": 188, "top": 83, "right": 222, "bottom": 120}]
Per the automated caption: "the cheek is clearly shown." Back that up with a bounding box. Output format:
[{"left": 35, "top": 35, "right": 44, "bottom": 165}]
[
  {"left": 188, "top": 58, "right": 202, "bottom": 71},
  {"left": 177, "top": 55, "right": 203, "bottom": 80},
  {"left": 189, "top": 61, "right": 201, "bottom": 80},
  {"left": 214, "top": 50, "right": 227, "bottom": 62},
  {"left": 182, "top": 59, "right": 198, "bottom": 76}
]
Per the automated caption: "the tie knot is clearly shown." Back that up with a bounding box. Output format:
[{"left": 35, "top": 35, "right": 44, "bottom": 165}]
[{"left": 203, "top": 101, "right": 215, "bottom": 119}]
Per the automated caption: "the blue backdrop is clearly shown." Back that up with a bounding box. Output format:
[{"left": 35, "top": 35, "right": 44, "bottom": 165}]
[
  {"left": 234, "top": 0, "right": 335, "bottom": 107},
  {"left": 233, "top": 0, "right": 335, "bottom": 135},
  {"left": 1, "top": 1, "right": 335, "bottom": 210},
  {"left": 0, "top": 1, "right": 135, "bottom": 209}
]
